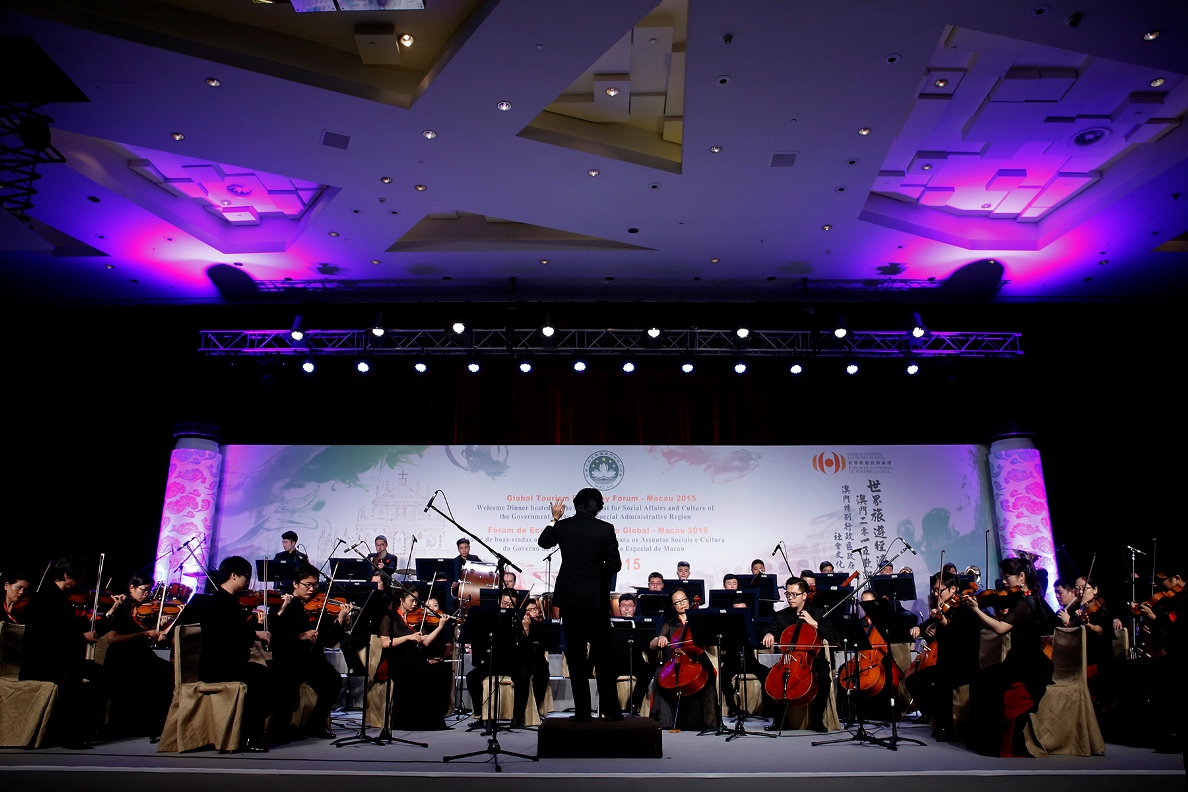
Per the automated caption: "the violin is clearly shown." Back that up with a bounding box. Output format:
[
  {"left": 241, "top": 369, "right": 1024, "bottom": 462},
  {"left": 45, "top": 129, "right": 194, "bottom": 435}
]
[
  {"left": 4, "top": 596, "right": 31, "bottom": 623},
  {"left": 238, "top": 590, "right": 285, "bottom": 609},
  {"left": 403, "top": 605, "right": 456, "bottom": 629},
  {"left": 135, "top": 599, "right": 185, "bottom": 624},
  {"left": 1074, "top": 597, "right": 1105, "bottom": 625},
  {"left": 975, "top": 585, "right": 1026, "bottom": 609},
  {"left": 304, "top": 592, "right": 351, "bottom": 616},
  {"left": 67, "top": 590, "right": 115, "bottom": 620},
  {"left": 1131, "top": 583, "right": 1184, "bottom": 616}
]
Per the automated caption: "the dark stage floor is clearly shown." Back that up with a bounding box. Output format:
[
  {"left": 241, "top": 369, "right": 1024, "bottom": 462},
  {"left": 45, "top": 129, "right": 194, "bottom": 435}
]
[{"left": 1, "top": 711, "right": 1184, "bottom": 792}]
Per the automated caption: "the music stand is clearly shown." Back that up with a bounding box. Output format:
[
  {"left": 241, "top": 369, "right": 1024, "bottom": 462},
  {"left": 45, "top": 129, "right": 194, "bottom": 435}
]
[
  {"left": 609, "top": 622, "right": 657, "bottom": 717},
  {"left": 810, "top": 612, "right": 887, "bottom": 748},
  {"left": 255, "top": 558, "right": 295, "bottom": 585},
  {"left": 871, "top": 574, "right": 918, "bottom": 605},
  {"left": 526, "top": 621, "right": 562, "bottom": 722},
  {"left": 637, "top": 593, "right": 670, "bottom": 619},
  {"left": 416, "top": 558, "right": 461, "bottom": 585},
  {"left": 860, "top": 598, "right": 924, "bottom": 748},
  {"left": 811, "top": 581, "right": 856, "bottom": 613},
  {"left": 330, "top": 558, "right": 374, "bottom": 583},
  {"left": 740, "top": 574, "right": 779, "bottom": 617},
  {"left": 666, "top": 579, "right": 705, "bottom": 605},
  {"left": 685, "top": 608, "right": 772, "bottom": 740},
  {"left": 708, "top": 589, "right": 758, "bottom": 619},
  {"left": 444, "top": 605, "right": 538, "bottom": 768}
]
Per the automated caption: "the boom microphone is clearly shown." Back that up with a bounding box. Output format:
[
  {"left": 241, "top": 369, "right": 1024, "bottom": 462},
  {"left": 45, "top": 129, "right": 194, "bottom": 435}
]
[
  {"left": 771, "top": 542, "right": 782, "bottom": 557},
  {"left": 1125, "top": 545, "right": 1147, "bottom": 556},
  {"left": 423, "top": 491, "right": 438, "bottom": 513},
  {"left": 903, "top": 539, "right": 918, "bottom": 555}
]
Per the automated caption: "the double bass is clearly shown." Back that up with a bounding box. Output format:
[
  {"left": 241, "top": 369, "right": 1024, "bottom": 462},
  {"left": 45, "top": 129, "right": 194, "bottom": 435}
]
[{"left": 763, "top": 613, "right": 822, "bottom": 707}]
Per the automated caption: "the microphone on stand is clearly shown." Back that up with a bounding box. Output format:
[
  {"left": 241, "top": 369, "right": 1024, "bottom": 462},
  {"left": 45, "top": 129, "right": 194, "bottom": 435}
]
[
  {"left": 424, "top": 491, "right": 439, "bottom": 514},
  {"left": 771, "top": 541, "right": 782, "bottom": 557},
  {"left": 849, "top": 547, "right": 864, "bottom": 554},
  {"left": 1125, "top": 545, "right": 1148, "bottom": 556},
  {"left": 903, "top": 539, "right": 918, "bottom": 555}
]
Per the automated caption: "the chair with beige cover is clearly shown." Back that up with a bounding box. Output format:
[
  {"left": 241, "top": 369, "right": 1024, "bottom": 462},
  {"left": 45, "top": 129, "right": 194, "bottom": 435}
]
[
  {"left": 1024, "top": 626, "right": 1105, "bottom": 757},
  {"left": 157, "top": 625, "right": 247, "bottom": 753},
  {"left": 479, "top": 674, "right": 549, "bottom": 726},
  {"left": 0, "top": 623, "right": 58, "bottom": 748}
]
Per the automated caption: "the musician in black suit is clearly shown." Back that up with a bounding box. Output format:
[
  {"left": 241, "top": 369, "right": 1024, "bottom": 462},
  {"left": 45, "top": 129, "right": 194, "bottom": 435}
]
[
  {"left": 760, "top": 577, "right": 838, "bottom": 732},
  {"left": 538, "top": 487, "right": 623, "bottom": 722}
]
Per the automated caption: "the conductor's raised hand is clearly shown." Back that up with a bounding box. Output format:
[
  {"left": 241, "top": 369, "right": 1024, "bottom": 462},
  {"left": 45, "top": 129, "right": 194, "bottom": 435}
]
[{"left": 551, "top": 500, "right": 566, "bottom": 521}]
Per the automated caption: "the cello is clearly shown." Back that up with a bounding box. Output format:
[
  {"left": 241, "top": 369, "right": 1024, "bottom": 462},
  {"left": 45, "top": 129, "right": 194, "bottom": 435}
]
[
  {"left": 763, "top": 613, "right": 821, "bottom": 707},
  {"left": 838, "top": 623, "right": 889, "bottom": 697}
]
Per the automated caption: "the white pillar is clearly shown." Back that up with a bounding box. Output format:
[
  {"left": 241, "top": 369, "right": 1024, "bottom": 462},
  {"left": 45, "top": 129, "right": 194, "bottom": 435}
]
[
  {"left": 989, "top": 433, "right": 1058, "bottom": 610},
  {"left": 153, "top": 426, "right": 222, "bottom": 592}
]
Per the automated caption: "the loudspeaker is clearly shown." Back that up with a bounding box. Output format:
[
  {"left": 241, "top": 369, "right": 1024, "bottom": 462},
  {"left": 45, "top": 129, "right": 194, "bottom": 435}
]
[{"left": 537, "top": 717, "right": 662, "bottom": 758}]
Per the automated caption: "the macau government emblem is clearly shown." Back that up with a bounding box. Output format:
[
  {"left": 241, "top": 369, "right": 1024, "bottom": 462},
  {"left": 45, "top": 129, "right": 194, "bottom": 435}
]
[{"left": 584, "top": 451, "right": 624, "bottom": 491}]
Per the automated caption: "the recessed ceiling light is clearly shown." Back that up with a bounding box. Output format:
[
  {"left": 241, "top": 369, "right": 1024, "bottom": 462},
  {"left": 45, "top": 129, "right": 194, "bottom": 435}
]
[
  {"left": 1150, "top": 77, "right": 1166, "bottom": 87},
  {"left": 205, "top": 77, "right": 221, "bottom": 87},
  {"left": 921, "top": 164, "right": 932, "bottom": 170},
  {"left": 933, "top": 78, "right": 948, "bottom": 88},
  {"left": 821, "top": 224, "right": 833, "bottom": 231},
  {"left": 710, "top": 257, "right": 720, "bottom": 264},
  {"left": 858, "top": 127, "right": 872, "bottom": 136},
  {"left": 497, "top": 101, "right": 512, "bottom": 111},
  {"left": 380, "top": 176, "right": 392, "bottom": 184},
  {"left": 171, "top": 132, "right": 185, "bottom": 141},
  {"left": 329, "top": 231, "right": 340, "bottom": 237},
  {"left": 371, "top": 259, "right": 380, "bottom": 265},
  {"left": 422, "top": 130, "right": 437, "bottom": 139},
  {"left": 1099, "top": 259, "right": 1109, "bottom": 265},
  {"left": 221, "top": 200, "right": 231, "bottom": 206},
  {"left": 1143, "top": 30, "right": 1160, "bottom": 41},
  {"left": 540, "top": 259, "right": 549, "bottom": 265},
  {"left": 415, "top": 184, "right": 427, "bottom": 191},
  {"left": 709, "top": 145, "right": 723, "bottom": 153},
  {"left": 105, "top": 264, "right": 115, "bottom": 270},
  {"left": 981, "top": 203, "right": 992, "bottom": 209},
  {"left": 605, "top": 87, "right": 620, "bottom": 97},
  {"left": 400, "top": 33, "right": 414, "bottom": 47},
  {"left": 588, "top": 168, "right": 600, "bottom": 177}
]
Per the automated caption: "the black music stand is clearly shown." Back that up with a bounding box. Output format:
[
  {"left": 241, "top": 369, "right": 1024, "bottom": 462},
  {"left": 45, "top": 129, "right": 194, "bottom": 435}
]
[
  {"left": 740, "top": 573, "right": 779, "bottom": 617},
  {"left": 637, "top": 593, "right": 670, "bottom": 619},
  {"left": 708, "top": 589, "right": 758, "bottom": 618},
  {"left": 609, "top": 622, "right": 657, "bottom": 717},
  {"left": 526, "top": 621, "right": 561, "bottom": 723},
  {"left": 255, "top": 558, "right": 295, "bottom": 586},
  {"left": 859, "top": 598, "right": 923, "bottom": 748},
  {"left": 330, "top": 558, "right": 374, "bottom": 582},
  {"left": 666, "top": 579, "right": 705, "bottom": 605},
  {"left": 685, "top": 609, "right": 772, "bottom": 740},
  {"left": 812, "top": 581, "right": 856, "bottom": 613},
  {"left": 416, "top": 558, "right": 461, "bottom": 586},
  {"left": 811, "top": 612, "right": 886, "bottom": 748},
  {"left": 444, "top": 606, "right": 538, "bottom": 769}
]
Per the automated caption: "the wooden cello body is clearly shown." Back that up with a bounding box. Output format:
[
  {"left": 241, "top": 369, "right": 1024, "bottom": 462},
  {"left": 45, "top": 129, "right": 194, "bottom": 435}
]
[
  {"left": 763, "top": 619, "right": 821, "bottom": 707},
  {"left": 656, "top": 623, "right": 711, "bottom": 697}
]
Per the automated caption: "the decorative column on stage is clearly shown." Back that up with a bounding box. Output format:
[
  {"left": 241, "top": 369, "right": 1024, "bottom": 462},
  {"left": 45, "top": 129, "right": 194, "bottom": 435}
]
[
  {"left": 989, "top": 432, "right": 1058, "bottom": 609},
  {"left": 153, "top": 424, "right": 222, "bottom": 591}
]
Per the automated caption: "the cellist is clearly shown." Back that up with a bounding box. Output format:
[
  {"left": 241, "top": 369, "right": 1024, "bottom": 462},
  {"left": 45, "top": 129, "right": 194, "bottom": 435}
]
[
  {"left": 760, "top": 577, "right": 838, "bottom": 732},
  {"left": 904, "top": 573, "right": 980, "bottom": 742},
  {"left": 649, "top": 587, "right": 717, "bottom": 730}
]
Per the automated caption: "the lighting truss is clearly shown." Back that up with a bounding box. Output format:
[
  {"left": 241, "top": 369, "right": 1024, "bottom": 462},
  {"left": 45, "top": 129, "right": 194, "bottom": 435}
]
[
  {"left": 199, "top": 328, "right": 1022, "bottom": 358},
  {"left": 0, "top": 104, "right": 67, "bottom": 222}
]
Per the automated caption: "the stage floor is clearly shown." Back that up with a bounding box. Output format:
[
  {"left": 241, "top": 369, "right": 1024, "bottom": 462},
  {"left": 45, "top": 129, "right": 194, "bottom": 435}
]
[{"left": 1, "top": 710, "right": 1184, "bottom": 792}]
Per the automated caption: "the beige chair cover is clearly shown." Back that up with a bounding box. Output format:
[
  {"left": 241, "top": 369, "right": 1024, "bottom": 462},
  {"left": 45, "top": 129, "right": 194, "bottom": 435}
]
[
  {"left": 361, "top": 635, "right": 389, "bottom": 729},
  {"left": 479, "top": 675, "right": 547, "bottom": 725},
  {"left": 158, "top": 626, "right": 246, "bottom": 753},
  {"left": 0, "top": 623, "right": 57, "bottom": 748},
  {"left": 1024, "top": 626, "right": 1105, "bottom": 757},
  {"left": 978, "top": 629, "right": 1010, "bottom": 668}
]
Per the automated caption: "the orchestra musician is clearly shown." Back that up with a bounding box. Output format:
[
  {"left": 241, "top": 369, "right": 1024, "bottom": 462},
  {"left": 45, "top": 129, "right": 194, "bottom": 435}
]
[
  {"left": 519, "top": 597, "right": 553, "bottom": 717},
  {"left": 722, "top": 574, "right": 739, "bottom": 591},
  {"left": 366, "top": 535, "right": 398, "bottom": 581},
  {"left": 538, "top": 489, "right": 624, "bottom": 723},
  {"left": 2, "top": 569, "right": 31, "bottom": 623},
  {"left": 1130, "top": 568, "right": 1185, "bottom": 756},
  {"left": 904, "top": 573, "right": 981, "bottom": 742},
  {"left": 464, "top": 588, "right": 534, "bottom": 728},
  {"left": 819, "top": 562, "right": 835, "bottom": 574},
  {"left": 273, "top": 531, "right": 308, "bottom": 567},
  {"left": 269, "top": 565, "right": 353, "bottom": 739},
  {"left": 454, "top": 538, "right": 483, "bottom": 564},
  {"left": 750, "top": 560, "right": 766, "bottom": 576},
  {"left": 1054, "top": 578, "right": 1079, "bottom": 616},
  {"left": 379, "top": 586, "right": 451, "bottom": 731},
  {"left": 761, "top": 577, "right": 838, "bottom": 732},
  {"left": 647, "top": 572, "right": 665, "bottom": 592},
  {"left": 608, "top": 593, "right": 656, "bottom": 716},
  {"left": 649, "top": 587, "right": 717, "bottom": 730},
  {"left": 173, "top": 556, "right": 275, "bottom": 753},
  {"left": 101, "top": 573, "right": 175, "bottom": 739},
  {"left": 19, "top": 555, "right": 105, "bottom": 748},
  {"left": 676, "top": 561, "right": 691, "bottom": 582},
  {"left": 962, "top": 556, "right": 1055, "bottom": 757}
]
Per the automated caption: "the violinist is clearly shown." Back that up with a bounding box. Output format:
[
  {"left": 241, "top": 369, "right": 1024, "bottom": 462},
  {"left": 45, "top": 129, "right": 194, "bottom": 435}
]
[
  {"left": 904, "top": 574, "right": 981, "bottom": 742},
  {"left": 1059, "top": 575, "right": 1118, "bottom": 712},
  {"left": 268, "top": 565, "right": 352, "bottom": 739},
  {"left": 172, "top": 556, "right": 274, "bottom": 752},
  {"left": 760, "top": 577, "right": 837, "bottom": 732},
  {"left": 2, "top": 570, "right": 31, "bottom": 624},
  {"left": 1132, "top": 569, "right": 1186, "bottom": 755},
  {"left": 19, "top": 555, "right": 105, "bottom": 748},
  {"left": 649, "top": 588, "right": 717, "bottom": 730},
  {"left": 101, "top": 574, "right": 175, "bottom": 739},
  {"left": 1054, "top": 578, "right": 1079, "bottom": 616},
  {"left": 464, "top": 588, "right": 533, "bottom": 728},
  {"left": 961, "top": 556, "right": 1054, "bottom": 757}
]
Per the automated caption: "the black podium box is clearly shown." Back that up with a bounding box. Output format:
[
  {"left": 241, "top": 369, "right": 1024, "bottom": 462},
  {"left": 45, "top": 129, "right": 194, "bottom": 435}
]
[{"left": 536, "top": 717, "right": 662, "bottom": 758}]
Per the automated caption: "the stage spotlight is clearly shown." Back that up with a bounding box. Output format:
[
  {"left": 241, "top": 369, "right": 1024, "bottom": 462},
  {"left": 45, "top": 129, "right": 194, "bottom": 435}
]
[
  {"left": 301, "top": 358, "right": 315, "bottom": 374},
  {"left": 834, "top": 315, "right": 848, "bottom": 339},
  {"left": 790, "top": 363, "right": 803, "bottom": 375},
  {"left": 846, "top": 362, "right": 859, "bottom": 375},
  {"left": 906, "top": 360, "right": 919, "bottom": 375},
  {"left": 647, "top": 327, "right": 662, "bottom": 339},
  {"left": 910, "top": 312, "right": 926, "bottom": 339},
  {"left": 644, "top": 327, "right": 663, "bottom": 348},
  {"left": 357, "top": 360, "right": 371, "bottom": 373},
  {"left": 573, "top": 359, "right": 587, "bottom": 372},
  {"left": 541, "top": 323, "right": 555, "bottom": 338},
  {"left": 413, "top": 361, "right": 428, "bottom": 373},
  {"left": 681, "top": 361, "right": 694, "bottom": 374},
  {"left": 290, "top": 315, "right": 305, "bottom": 341},
  {"left": 467, "top": 361, "right": 480, "bottom": 373},
  {"left": 371, "top": 312, "right": 385, "bottom": 337},
  {"left": 736, "top": 328, "right": 750, "bottom": 340},
  {"left": 452, "top": 322, "right": 466, "bottom": 334},
  {"left": 733, "top": 360, "right": 747, "bottom": 374},
  {"left": 518, "top": 359, "right": 533, "bottom": 373},
  {"left": 622, "top": 360, "right": 636, "bottom": 373}
]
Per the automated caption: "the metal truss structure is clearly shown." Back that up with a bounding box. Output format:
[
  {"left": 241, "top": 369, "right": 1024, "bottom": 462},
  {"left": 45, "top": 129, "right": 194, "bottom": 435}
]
[
  {"left": 1, "top": 104, "right": 67, "bottom": 222},
  {"left": 199, "top": 327, "right": 1023, "bottom": 359}
]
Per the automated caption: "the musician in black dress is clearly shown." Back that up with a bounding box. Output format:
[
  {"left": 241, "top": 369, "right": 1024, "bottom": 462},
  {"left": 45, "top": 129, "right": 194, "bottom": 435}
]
[
  {"left": 904, "top": 573, "right": 981, "bottom": 741},
  {"left": 962, "top": 556, "right": 1055, "bottom": 757},
  {"left": 380, "top": 588, "right": 452, "bottom": 730},
  {"left": 101, "top": 573, "right": 174, "bottom": 739},
  {"left": 760, "top": 577, "right": 838, "bottom": 732},
  {"left": 174, "top": 556, "right": 275, "bottom": 752},
  {"left": 268, "top": 565, "right": 353, "bottom": 738},
  {"left": 649, "top": 588, "right": 717, "bottom": 730}
]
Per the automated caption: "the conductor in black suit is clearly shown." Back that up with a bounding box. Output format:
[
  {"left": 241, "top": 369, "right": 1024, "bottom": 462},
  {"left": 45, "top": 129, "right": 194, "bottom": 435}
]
[{"left": 538, "top": 487, "right": 623, "bottom": 722}]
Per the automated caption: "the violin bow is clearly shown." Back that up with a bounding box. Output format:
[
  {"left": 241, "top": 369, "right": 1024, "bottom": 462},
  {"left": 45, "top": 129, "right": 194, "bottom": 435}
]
[
  {"left": 35, "top": 559, "right": 52, "bottom": 593},
  {"left": 315, "top": 561, "right": 342, "bottom": 632},
  {"left": 155, "top": 561, "right": 171, "bottom": 636}
]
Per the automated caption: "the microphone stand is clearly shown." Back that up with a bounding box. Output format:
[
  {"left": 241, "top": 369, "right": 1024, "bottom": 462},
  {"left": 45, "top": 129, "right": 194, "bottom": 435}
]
[
  {"left": 430, "top": 497, "right": 537, "bottom": 768},
  {"left": 543, "top": 546, "right": 559, "bottom": 616},
  {"left": 775, "top": 543, "right": 792, "bottom": 577}
]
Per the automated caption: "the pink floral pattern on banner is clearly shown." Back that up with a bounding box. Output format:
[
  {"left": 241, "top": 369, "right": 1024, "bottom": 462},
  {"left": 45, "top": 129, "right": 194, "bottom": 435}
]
[
  {"left": 154, "top": 448, "right": 222, "bottom": 589},
  {"left": 991, "top": 447, "right": 1058, "bottom": 609}
]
